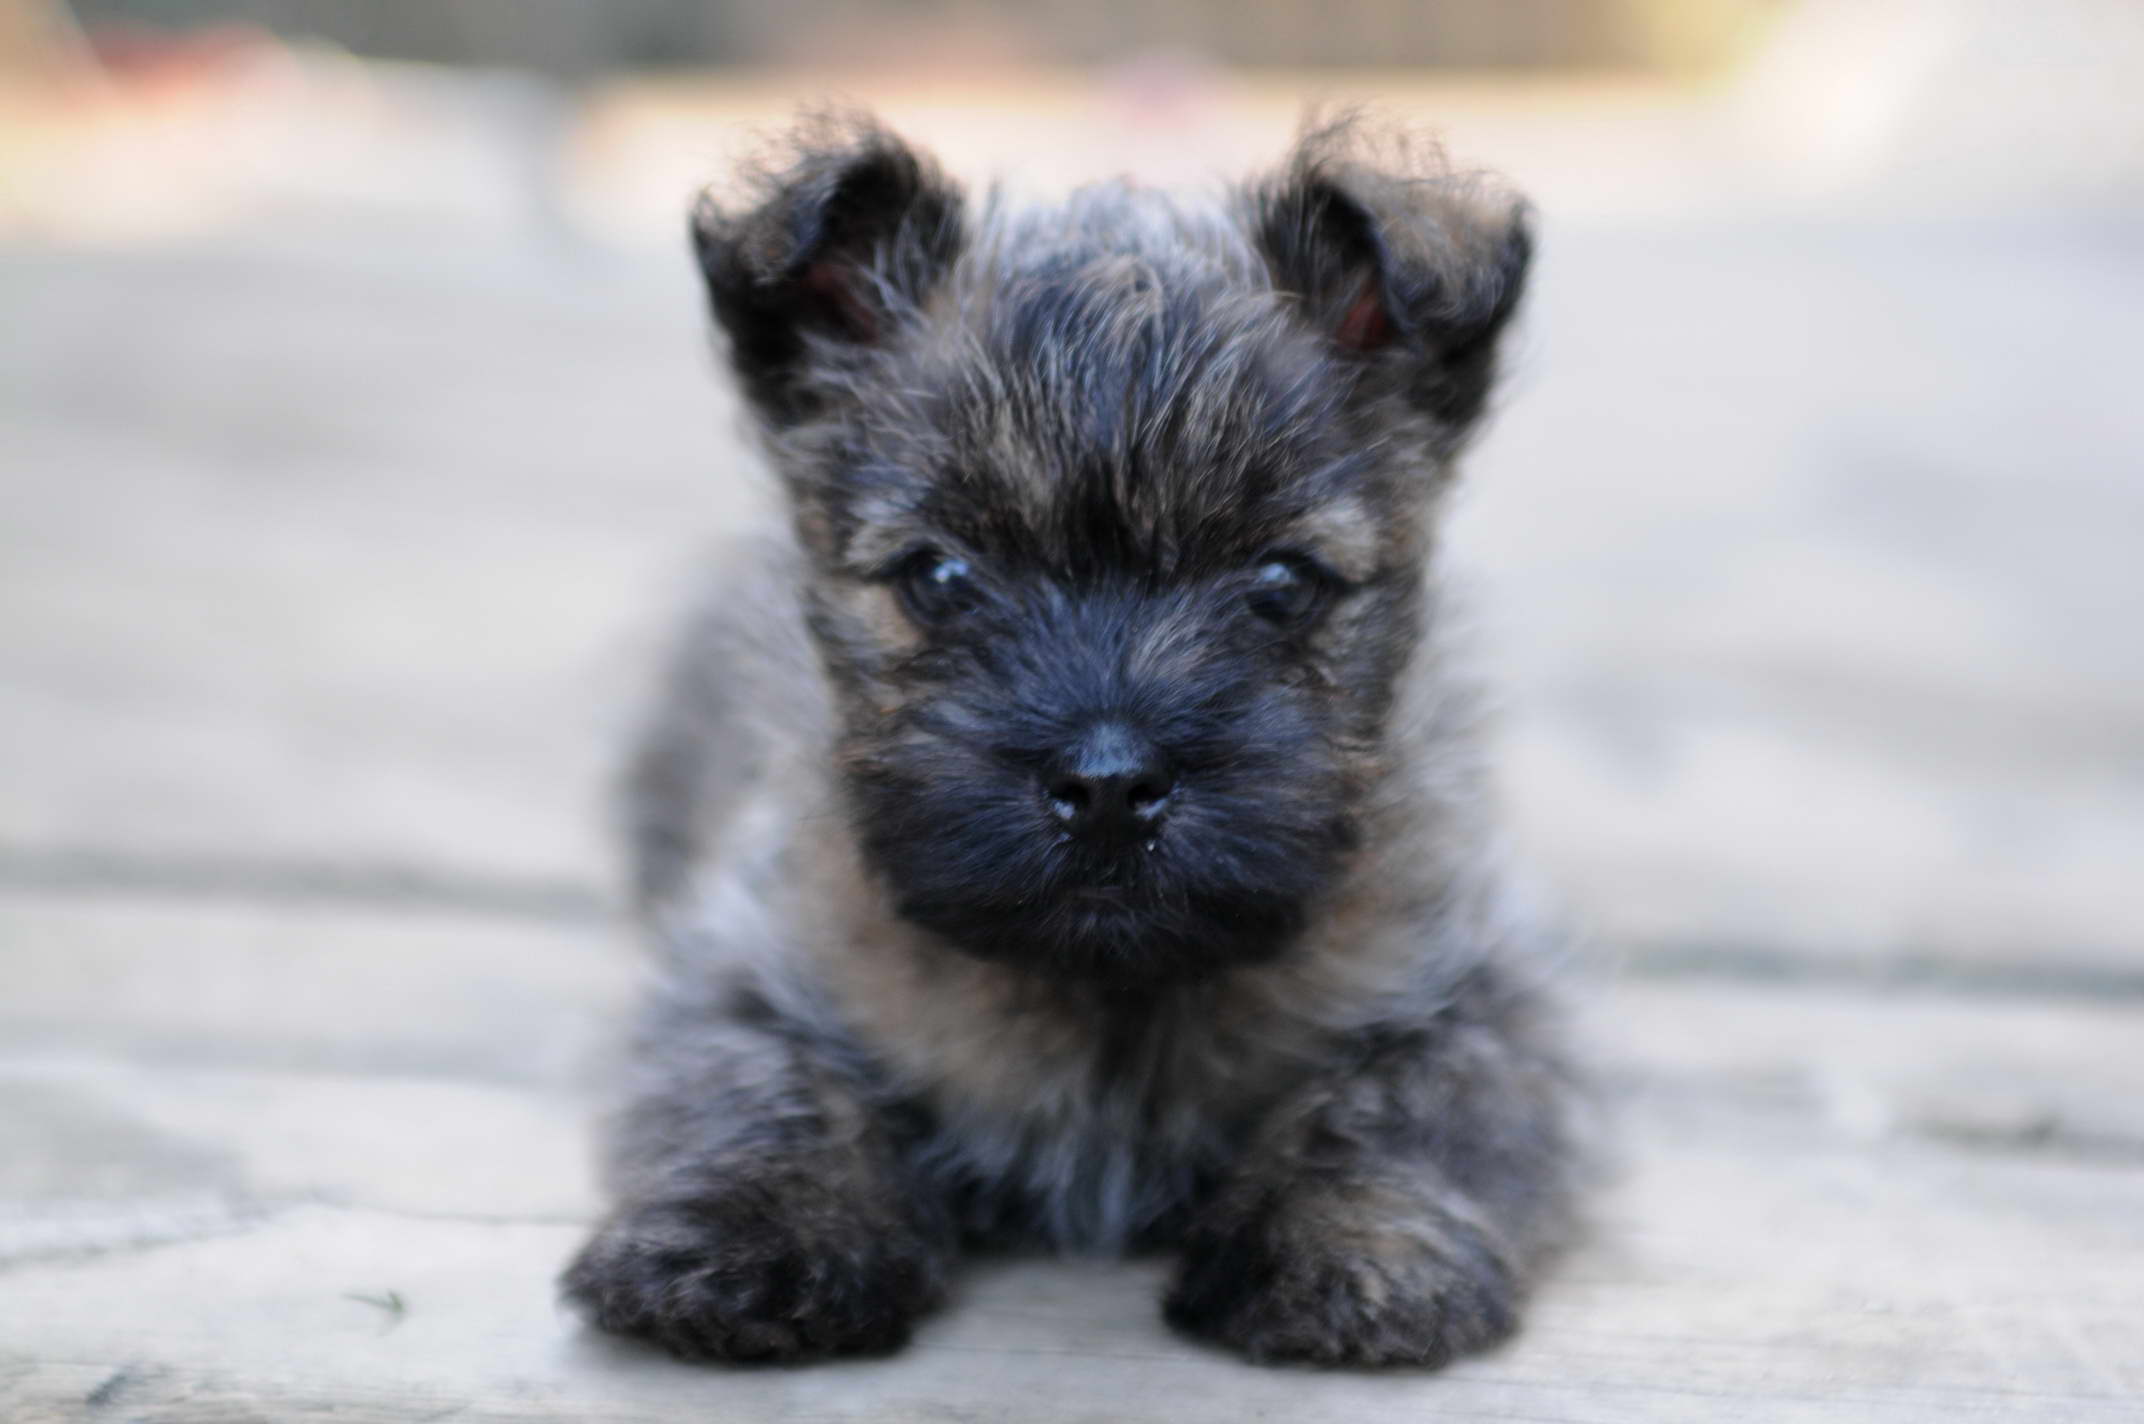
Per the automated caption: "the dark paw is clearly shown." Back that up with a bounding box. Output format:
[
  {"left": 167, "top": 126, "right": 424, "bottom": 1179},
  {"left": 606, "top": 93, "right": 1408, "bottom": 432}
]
[
  {"left": 562, "top": 1185, "right": 950, "bottom": 1363},
  {"left": 1164, "top": 1191, "right": 1521, "bottom": 1368}
]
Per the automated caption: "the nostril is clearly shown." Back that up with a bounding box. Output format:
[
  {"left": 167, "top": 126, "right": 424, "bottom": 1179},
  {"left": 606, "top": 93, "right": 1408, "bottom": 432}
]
[
  {"left": 1046, "top": 777, "right": 1092, "bottom": 823},
  {"left": 1125, "top": 778, "right": 1171, "bottom": 818}
]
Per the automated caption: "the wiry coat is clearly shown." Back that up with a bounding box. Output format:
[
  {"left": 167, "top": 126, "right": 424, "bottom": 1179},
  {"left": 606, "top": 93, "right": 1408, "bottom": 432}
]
[{"left": 564, "top": 115, "right": 1585, "bottom": 1368}]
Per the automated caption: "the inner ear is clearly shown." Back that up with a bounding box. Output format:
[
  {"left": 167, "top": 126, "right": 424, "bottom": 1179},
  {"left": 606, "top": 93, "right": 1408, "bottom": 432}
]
[
  {"left": 796, "top": 258, "right": 880, "bottom": 343},
  {"left": 692, "top": 123, "right": 965, "bottom": 423},
  {"left": 779, "top": 147, "right": 930, "bottom": 341},
  {"left": 1332, "top": 272, "right": 1395, "bottom": 353},
  {"left": 1247, "top": 124, "right": 1534, "bottom": 429},
  {"left": 1261, "top": 177, "right": 1403, "bottom": 355}
]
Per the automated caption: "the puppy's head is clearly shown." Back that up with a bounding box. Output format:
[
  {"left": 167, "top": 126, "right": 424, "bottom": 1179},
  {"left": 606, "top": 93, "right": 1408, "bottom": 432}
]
[{"left": 693, "top": 116, "right": 1530, "bottom": 983}]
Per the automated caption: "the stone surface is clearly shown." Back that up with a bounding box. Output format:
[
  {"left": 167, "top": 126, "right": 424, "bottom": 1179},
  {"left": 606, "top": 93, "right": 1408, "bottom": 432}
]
[{"left": 4, "top": 895, "right": 2142, "bottom": 1423}]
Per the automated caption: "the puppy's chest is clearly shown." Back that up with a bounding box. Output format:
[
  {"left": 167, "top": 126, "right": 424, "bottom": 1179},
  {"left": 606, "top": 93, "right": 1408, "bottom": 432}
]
[
  {"left": 792, "top": 861, "right": 1324, "bottom": 1250},
  {"left": 887, "top": 998, "right": 1295, "bottom": 1251}
]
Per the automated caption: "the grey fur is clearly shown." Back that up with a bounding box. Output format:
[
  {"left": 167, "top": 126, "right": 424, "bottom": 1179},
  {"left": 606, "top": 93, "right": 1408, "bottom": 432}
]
[{"left": 564, "top": 114, "right": 1586, "bottom": 1369}]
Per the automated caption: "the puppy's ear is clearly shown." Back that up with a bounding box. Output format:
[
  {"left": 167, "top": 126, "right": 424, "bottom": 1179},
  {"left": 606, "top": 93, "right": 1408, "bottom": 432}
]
[
  {"left": 1250, "top": 120, "right": 1531, "bottom": 430},
  {"left": 692, "top": 118, "right": 965, "bottom": 423}
]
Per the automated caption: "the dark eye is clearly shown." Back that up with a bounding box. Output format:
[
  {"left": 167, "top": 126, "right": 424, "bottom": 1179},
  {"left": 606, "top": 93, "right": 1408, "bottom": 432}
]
[
  {"left": 895, "top": 549, "right": 982, "bottom": 626},
  {"left": 1245, "top": 554, "right": 1332, "bottom": 627}
]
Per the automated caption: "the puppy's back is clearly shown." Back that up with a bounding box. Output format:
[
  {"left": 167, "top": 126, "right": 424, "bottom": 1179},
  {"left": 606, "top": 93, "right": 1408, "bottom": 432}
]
[{"left": 623, "top": 531, "right": 825, "bottom": 914}]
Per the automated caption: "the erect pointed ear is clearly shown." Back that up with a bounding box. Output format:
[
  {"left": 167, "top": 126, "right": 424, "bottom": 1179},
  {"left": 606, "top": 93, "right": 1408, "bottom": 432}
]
[
  {"left": 1249, "top": 120, "right": 1533, "bottom": 430},
  {"left": 691, "top": 117, "right": 965, "bottom": 424}
]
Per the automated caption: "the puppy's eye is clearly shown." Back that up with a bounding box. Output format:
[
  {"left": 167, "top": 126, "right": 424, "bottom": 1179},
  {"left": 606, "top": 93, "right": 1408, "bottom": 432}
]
[
  {"left": 895, "top": 549, "right": 982, "bottom": 626},
  {"left": 1245, "top": 554, "right": 1332, "bottom": 627}
]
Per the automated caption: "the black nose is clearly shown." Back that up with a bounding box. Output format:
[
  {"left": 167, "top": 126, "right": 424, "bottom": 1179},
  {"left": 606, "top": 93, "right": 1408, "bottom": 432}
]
[{"left": 1045, "top": 722, "right": 1174, "bottom": 846}]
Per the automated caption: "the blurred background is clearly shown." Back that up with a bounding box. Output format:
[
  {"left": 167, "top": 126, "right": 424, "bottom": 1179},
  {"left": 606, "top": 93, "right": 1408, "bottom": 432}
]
[
  {"left": 5, "top": 0, "right": 2139, "bottom": 980},
  {"left": 5, "top": 2, "right": 2144, "bottom": 1414}
]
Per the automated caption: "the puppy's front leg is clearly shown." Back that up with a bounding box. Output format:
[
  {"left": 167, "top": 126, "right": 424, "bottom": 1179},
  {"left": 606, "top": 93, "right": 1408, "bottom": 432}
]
[
  {"left": 563, "top": 990, "right": 951, "bottom": 1362},
  {"left": 1165, "top": 984, "right": 1577, "bottom": 1367}
]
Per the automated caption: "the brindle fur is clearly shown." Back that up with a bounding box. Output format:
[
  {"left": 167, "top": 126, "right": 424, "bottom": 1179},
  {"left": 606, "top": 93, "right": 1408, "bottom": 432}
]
[{"left": 563, "top": 113, "right": 1586, "bottom": 1368}]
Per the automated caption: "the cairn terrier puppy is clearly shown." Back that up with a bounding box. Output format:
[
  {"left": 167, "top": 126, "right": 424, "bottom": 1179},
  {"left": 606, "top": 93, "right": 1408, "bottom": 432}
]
[{"left": 563, "top": 114, "right": 1582, "bottom": 1368}]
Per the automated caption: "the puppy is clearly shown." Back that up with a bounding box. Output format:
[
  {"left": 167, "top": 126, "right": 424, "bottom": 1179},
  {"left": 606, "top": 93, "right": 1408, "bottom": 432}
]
[{"left": 563, "top": 114, "right": 1583, "bottom": 1368}]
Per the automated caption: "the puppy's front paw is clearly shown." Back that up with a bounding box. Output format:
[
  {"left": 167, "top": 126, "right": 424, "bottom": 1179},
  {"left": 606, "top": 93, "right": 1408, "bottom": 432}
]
[
  {"left": 1163, "top": 1185, "right": 1521, "bottom": 1368},
  {"left": 562, "top": 1181, "right": 949, "bottom": 1362}
]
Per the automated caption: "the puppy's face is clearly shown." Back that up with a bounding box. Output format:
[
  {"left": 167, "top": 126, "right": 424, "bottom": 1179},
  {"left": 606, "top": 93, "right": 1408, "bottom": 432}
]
[
  {"left": 694, "top": 120, "right": 1530, "bottom": 981},
  {"left": 806, "top": 304, "right": 1415, "bottom": 982}
]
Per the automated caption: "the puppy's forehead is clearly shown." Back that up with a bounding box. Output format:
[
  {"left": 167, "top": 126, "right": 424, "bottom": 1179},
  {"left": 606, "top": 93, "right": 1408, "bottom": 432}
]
[{"left": 879, "top": 215, "right": 1378, "bottom": 577}]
